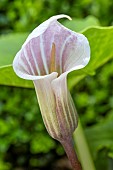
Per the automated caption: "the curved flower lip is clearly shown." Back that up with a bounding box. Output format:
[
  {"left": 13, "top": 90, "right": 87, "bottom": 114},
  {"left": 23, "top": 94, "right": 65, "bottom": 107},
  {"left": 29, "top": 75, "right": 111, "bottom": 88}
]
[
  {"left": 13, "top": 51, "right": 58, "bottom": 80},
  {"left": 13, "top": 14, "right": 90, "bottom": 81}
]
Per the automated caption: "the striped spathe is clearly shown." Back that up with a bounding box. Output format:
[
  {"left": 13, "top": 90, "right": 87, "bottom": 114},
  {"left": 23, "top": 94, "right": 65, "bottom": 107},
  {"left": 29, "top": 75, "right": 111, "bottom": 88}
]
[{"left": 13, "top": 14, "right": 90, "bottom": 141}]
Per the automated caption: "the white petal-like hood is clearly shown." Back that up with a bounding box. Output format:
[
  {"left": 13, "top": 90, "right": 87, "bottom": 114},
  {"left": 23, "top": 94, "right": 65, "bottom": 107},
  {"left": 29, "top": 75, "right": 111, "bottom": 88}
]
[
  {"left": 13, "top": 14, "right": 90, "bottom": 140},
  {"left": 13, "top": 14, "right": 90, "bottom": 80}
]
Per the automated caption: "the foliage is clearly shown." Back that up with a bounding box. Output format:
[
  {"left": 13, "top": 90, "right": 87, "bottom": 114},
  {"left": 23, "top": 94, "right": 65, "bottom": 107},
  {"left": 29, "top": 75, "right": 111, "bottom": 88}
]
[
  {"left": 63, "top": 15, "right": 100, "bottom": 32},
  {"left": 0, "top": 0, "right": 113, "bottom": 34},
  {"left": 0, "top": 0, "right": 44, "bottom": 33}
]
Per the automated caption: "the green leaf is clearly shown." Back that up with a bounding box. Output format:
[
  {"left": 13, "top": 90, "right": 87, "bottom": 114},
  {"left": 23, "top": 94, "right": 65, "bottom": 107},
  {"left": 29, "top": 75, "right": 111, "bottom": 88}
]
[
  {"left": 0, "top": 33, "right": 28, "bottom": 66},
  {"left": 0, "top": 65, "right": 33, "bottom": 88},
  {"left": 0, "top": 26, "right": 113, "bottom": 88},
  {"left": 85, "top": 112, "right": 113, "bottom": 159},
  {"left": 63, "top": 15, "right": 100, "bottom": 32},
  {"left": 0, "top": 33, "right": 33, "bottom": 88}
]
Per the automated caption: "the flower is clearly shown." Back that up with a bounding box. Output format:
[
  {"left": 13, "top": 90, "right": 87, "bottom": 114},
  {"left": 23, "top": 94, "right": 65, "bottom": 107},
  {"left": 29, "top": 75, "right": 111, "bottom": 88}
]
[{"left": 13, "top": 14, "right": 90, "bottom": 141}]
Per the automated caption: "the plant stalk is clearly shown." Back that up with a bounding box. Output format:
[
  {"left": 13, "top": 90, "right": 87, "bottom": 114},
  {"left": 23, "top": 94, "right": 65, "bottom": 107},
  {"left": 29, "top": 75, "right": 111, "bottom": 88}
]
[
  {"left": 74, "top": 121, "right": 96, "bottom": 170},
  {"left": 61, "top": 137, "right": 82, "bottom": 170}
]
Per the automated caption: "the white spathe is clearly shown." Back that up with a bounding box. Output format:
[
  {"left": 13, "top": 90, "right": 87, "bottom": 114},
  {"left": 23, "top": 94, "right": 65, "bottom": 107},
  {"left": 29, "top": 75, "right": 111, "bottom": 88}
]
[{"left": 13, "top": 14, "right": 90, "bottom": 140}]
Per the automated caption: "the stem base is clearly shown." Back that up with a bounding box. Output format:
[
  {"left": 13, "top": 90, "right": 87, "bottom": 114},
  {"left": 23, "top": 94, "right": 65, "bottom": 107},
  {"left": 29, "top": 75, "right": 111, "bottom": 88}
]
[{"left": 61, "top": 137, "right": 82, "bottom": 170}]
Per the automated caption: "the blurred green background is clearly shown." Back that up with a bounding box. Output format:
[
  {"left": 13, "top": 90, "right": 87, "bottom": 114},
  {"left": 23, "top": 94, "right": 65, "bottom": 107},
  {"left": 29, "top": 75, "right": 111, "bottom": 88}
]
[{"left": 0, "top": 0, "right": 113, "bottom": 170}]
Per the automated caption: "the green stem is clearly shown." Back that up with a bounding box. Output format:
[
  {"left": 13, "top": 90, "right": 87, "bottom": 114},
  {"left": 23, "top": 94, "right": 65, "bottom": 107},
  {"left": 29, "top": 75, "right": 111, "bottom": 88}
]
[
  {"left": 61, "top": 137, "right": 82, "bottom": 170},
  {"left": 73, "top": 121, "right": 96, "bottom": 170}
]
